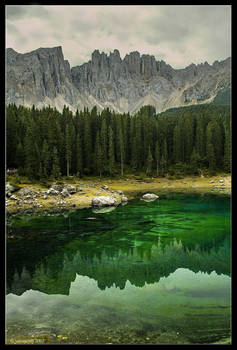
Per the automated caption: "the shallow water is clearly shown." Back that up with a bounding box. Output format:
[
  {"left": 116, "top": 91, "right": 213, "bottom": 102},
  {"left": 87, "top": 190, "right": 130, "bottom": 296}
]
[{"left": 6, "top": 193, "right": 231, "bottom": 344}]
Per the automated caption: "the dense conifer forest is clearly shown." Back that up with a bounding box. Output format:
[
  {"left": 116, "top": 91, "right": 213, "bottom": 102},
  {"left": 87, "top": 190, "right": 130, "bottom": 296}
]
[{"left": 6, "top": 103, "right": 231, "bottom": 180}]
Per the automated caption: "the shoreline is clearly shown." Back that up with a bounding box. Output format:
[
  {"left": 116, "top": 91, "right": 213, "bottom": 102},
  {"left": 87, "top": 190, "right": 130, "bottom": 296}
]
[{"left": 6, "top": 174, "right": 231, "bottom": 217}]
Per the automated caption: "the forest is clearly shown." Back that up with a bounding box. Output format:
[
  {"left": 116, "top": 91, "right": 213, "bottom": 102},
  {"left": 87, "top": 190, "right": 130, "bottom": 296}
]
[{"left": 6, "top": 103, "right": 231, "bottom": 180}]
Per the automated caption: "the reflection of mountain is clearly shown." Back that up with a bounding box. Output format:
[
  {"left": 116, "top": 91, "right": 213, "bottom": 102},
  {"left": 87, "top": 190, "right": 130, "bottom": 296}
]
[
  {"left": 7, "top": 232, "right": 230, "bottom": 295},
  {"left": 7, "top": 195, "right": 230, "bottom": 295}
]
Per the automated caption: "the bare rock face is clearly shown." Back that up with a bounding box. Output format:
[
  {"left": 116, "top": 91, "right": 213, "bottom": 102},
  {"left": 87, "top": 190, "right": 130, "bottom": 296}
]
[
  {"left": 6, "top": 46, "right": 79, "bottom": 111},
  {"left": 6, "top": 46, "right": 231, "bottom": 114}
]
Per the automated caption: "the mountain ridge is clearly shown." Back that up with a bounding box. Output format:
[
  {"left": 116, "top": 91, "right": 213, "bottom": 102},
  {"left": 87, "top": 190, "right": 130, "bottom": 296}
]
[{"left": 6, "top": 46, "right": 231, "bottom": 114}]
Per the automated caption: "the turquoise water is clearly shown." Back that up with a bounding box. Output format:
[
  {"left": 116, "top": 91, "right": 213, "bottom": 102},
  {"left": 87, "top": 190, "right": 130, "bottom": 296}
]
[{"left": 6, "top": 193, "right": 231, "bottom": 344}]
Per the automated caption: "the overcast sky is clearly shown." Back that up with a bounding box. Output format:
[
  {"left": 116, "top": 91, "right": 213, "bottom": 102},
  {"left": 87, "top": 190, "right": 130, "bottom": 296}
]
[{"left": 6, "top": 5, "right": 231, "bottom": 69}]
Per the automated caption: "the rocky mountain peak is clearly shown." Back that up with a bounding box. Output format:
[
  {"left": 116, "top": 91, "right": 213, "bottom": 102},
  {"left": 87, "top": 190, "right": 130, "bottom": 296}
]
[{"left": 6, "top": 46, "right": 231, "bottom": 114}]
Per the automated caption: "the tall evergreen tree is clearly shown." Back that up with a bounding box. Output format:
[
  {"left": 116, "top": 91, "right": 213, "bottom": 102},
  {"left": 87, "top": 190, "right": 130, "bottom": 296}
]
[
  {"left": 108, "top": 126, "right": 115, "bottom": 176},
  {"left": 95, "top": 131, "right": 103, "bottom": 178},
  {"left": 146, "top": 145, "right": 153, "bottom": 176},
  {"left": 154, "top": 140, "right": 160, "bottom": 176},
  {"left": 76, "top": 131, "right": 83, "bottom": 177},
  {"left": 118, "top": 119, "right": 125, "bottom": 177},
  {"left": 65, "top": 124, "right": 72, "bottom": 177},
  {"left": 51, "top": 146, "right": 61, "bottom": 179},
  {"left": 41, "top": 139, "right": 50, "bottom": 178},
  {"left": 100, "top": 118, "right": 108, "bottom": 173},
  {"left": 206, "top": 122, "right": 216, "bottom": 171}
]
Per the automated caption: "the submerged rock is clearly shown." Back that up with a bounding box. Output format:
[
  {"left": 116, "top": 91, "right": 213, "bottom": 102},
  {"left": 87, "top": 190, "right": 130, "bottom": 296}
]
[
  {"left": 92, "top": 196, "right": 119, "bottom": 207},
  {"left": 92, "top": 206, "right": 117, "bottom": 213},
  {"left": 141, "top": 193, "right": 159, "bottom": 200}
]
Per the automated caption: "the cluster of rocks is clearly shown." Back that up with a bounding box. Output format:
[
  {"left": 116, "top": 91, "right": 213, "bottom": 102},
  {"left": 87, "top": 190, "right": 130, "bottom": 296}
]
[
  {"left": 209, "top": 178, "right": 227, "bottom": 192},
  {"left": 6, "top": 185, "right": 44, "bottom": 209},
  {"left": 6, "top": 182, "right": 129, "bottom": 213}
]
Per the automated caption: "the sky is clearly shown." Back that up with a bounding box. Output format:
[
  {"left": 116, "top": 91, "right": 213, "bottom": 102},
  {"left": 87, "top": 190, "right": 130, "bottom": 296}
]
[{"left": 6, "top": 5, "right": 231, "bottom": 69}]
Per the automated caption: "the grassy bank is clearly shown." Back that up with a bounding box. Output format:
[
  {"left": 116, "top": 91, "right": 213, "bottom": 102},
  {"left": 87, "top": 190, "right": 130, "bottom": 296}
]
[{"left": 6, "top": 174, "right": 231, "bottom": 216}]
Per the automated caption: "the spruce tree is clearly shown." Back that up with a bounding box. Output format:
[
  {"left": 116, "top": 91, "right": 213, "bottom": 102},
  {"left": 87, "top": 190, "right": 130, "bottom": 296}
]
[
  {"left": 76, "top": 131, "right": 83, "bottom": 177},
  {"left": 118, "top": 120, "right": 125, "bottom": 177},
  {"left": 51, "top": 146, "right": 61, "bottom": 179},
  {"left": 65, "top": 124, "right": 71, "bottom": 177},
  {"left": 108, "top": 126, "right": 115, "bottom": 176},
  {"left": 146, "top": 145, "right": 153, "bottom": 176},
  {"left": 41, "top": 139, "right": 50, "bottom": 178},
  {"left": 154, "top": 140, "right": 160, "bottom": 177},
  {"left": 100, "top": 118, "right": 108, "bottom": 173},
  {"left": 95, "top": 131, "right": 103, "bottom": 178},
  {"left": 224, "top": 127, "right": 231, "bottom": 172},
  {"left": 15, "top": 142, "right": 24, "bottom": 173},
  {"left": 206, "top": 122, "right": 216, "bottom": 172}
]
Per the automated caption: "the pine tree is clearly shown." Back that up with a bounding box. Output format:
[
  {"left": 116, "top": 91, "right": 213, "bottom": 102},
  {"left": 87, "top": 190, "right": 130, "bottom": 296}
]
[
  {"left": 160, "top": 138, "right": 168, "bottom": 176},
  {"left": 76, "top": 131, "right": 83, "bottom": 177},
  {"left": 108, "top": 126, "right": 115, "bottom": 176},
  {"left": 15, "top": 142, "right": 24, "bottom": 172},
  {"left": 154, "top": 140, "right": 160, "bottom": 176},
  {"left": 223, "top": 127, "right": 231, "bottom": 172},
  {"left": 95, "top": 131, "right": 103, "bottom": 178},
  {"left": 51, "top": 146, "right": 61, "bottom": 179},
  {"left": 83, "top": 113, "right": 92, "bottom": 174},
  {"left": 24, "top": 123, "right": 39, "bottom": 179},
  {"left": 100, "top": 118, "right": 108, "bottom": 173},
  {"left": 173, "top": 121, "right": 184, "bottom": 163},
  {"left": 118, "top": 120, "right": 125, "bottom": 177},
  {"left": 41, "top": 139, "right": 50, "bottom": 178},
  {"left": 146, "top": 145, "right": 153, "bottom": 176},
  {"left": 206, "top": 122, "right": 216, "bottom": 172},
  {"left": 65, "top": 124, "right": 71, "bottom": 177}
]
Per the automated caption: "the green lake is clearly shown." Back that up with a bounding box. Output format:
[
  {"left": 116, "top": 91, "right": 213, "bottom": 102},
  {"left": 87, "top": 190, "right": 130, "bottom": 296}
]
[{"left": 6, "top": 193, "right": 231, "bottom": 344}]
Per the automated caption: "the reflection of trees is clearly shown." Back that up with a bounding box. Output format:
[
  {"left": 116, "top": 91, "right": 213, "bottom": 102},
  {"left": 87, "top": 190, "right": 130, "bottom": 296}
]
[
  {"left": 7, "top": 233, "right": 230, "bottom": 295},
  {"left": 7, "top": 197, "right": 230, "bottom": 295}
]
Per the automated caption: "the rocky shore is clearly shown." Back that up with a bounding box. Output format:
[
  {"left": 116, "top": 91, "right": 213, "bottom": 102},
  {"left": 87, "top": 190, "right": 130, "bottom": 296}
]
[{"left": 6, "top": 175, "right": 231, "bottom": 216}]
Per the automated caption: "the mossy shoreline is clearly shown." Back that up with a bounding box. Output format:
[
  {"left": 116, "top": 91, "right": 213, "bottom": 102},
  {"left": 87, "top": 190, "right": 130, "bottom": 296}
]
[{"left": 6, "top": 174, "right": 231, "bottom": 216}]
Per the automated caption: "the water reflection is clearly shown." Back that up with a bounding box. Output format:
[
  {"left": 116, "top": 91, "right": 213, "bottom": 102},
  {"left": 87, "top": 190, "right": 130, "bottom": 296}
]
[
  {"left": 7, "top": 194, "right": 230, "bottom": 295},
  {"left": 6, "top": 194, "right": 231, "bottom": 344}
]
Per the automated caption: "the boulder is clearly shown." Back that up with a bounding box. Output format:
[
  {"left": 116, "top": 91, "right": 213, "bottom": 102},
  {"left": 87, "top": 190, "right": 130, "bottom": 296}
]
[
  {"left": 117, "top": 190, "right": 124, "bottom": 195},
  {"left": 61, "top": 188, "right": 70, "bottom": 197},
  {"left": 121, "top": 195, "right": 128, "bottom": 202},
  {"left": 50, "top": 182, "right": 64, "bottom": 192},
  {"left": 92, "top": 196, "right": 119, "bottom": 207},
  {"left": 141, "top": 193, "right": 159, "bottom": 200},
  {"left": 18, "top": 187, "right": 33, "bottom": 197},
  {"left": 64, "top": 184, "right": 77, "bottom": 194},
  {"left": 10, "top": 195, "right": 18, "bottom": 201},
  {"left": 100, "top": 185, "right": 109, "bottom": 190},
  {"left": 47, "top": 188, "right": 60, "bottom": 195},
  {"left": 6, "top": 182, "right": 15, "bottom": 197}
]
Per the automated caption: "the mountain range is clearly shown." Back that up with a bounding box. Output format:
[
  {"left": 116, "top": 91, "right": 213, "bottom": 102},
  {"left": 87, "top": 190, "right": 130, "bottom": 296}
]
[{"left": 6, "top": 46, "right": 231, "bottom": 114}]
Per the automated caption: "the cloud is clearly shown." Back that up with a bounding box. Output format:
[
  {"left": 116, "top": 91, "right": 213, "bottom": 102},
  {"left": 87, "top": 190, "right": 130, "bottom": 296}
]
[{"left": 6, "top": 5, "right": 231, "bottom": 69}]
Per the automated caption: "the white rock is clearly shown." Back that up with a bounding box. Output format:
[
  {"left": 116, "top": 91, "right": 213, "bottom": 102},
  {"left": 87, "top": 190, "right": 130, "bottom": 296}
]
[
  {"left": 92, "top": 196, "right": 119, "bottom": 207},
  {"left": 141, "top": 193, "right": 159, "bottom": 200},
  {"left": 121, "top": 195, "right": 128, "bottom": 202}
]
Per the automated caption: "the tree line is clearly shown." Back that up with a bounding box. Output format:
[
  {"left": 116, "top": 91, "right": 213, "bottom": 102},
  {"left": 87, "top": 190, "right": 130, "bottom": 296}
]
[{"left": 6, "top": 103, "right": 231, "bottom": 180}]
